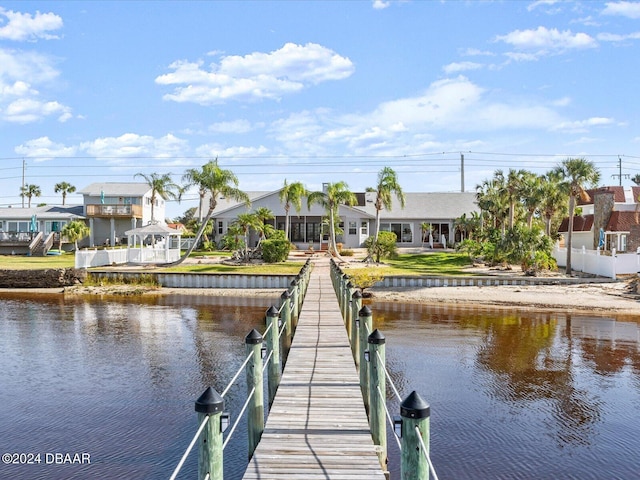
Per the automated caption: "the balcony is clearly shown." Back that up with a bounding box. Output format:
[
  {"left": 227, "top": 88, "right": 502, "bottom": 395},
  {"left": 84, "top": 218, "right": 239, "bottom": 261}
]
[{"left": 86, "top": 204, "right": 143, "bottom": 218}]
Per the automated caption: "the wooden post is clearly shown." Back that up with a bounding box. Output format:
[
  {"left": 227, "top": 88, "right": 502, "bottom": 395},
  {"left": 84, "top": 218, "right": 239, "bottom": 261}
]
[
  {"left": 350, "top": 290, "right": 362, "bottom": 358},
  {"left": 280, "top": 290, "right": 292, "bottom": 358},
  {"left": 344, "top": 281, "right": 353, "bottom": 329},
  {"left": 358, "top": 305, "right": 372, "bottom": 411},
  {"left": 195, "top": 387, "right": 224, "bottom": 480},
  {"left": 368, "top": 329, "right": 387, "bottom": 471},
  {"left": 266, "top": 306, "right": 281, "bottom": 406},
  {"left": 290, "top": 279, "right": 299, "bottom": 326},
  {"left": 400, "top": 391, "right": 430, "bottom": 480},
  {"left": 245, "top": 329, "right": 264, "bottom": 459},
  {"left": 341, "top": 273, "right": 349, "bottom": 318}
]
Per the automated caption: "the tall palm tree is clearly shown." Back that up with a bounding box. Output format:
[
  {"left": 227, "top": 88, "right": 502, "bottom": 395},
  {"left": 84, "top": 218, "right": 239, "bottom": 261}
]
[
  {"left": 254, "top": 207, "right": 275, "bottom": 247},
  {"left": 60, "top": 220, "right": 90, "bottom": 251},
  {"left": 135, "top": 172, "right": 180, "bottom": 223},
  {"left": 539, "top": 171, "right": 568, "bottom": 237},
  {"left": 175, "top": 160, "right": 250, "bottom": 264},
  {"left": 234, "top": 212, "right": 262, "bottom": 262},
  {"left": 370, "top": 167, "right": 406, "bottom": 241},
  {"left": 553, "top": 158, "right": 601, "bottom": 275},
  {"left": 520, "top": 172, "right": 544, "bottom": 228},
  {"left": 279, "top": 180, "right": 308, "bottom": 241},
  {"left": 501, "top": 168, "right": 529, "bottom": 229},
  {"left": 54, "top": 181, "right": 76, "bottom": 206},
  {"left": 20, "top": 184, "right": 41, "bottom": 208},
  {"left": 307, "top": 181, "right": 357, "bottom": 261}
]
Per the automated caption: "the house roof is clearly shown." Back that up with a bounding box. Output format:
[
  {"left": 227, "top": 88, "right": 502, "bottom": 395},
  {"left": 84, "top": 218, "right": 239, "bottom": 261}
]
[
  {"left": 363, "top": 192, "right": 478, "bottom": 220},
  {"left": 579, "top": 186, "right": 626, "bottom": 205},
  {"left": 0, "top": 205, "right": 84, "bottom": 220},
  {"left": 605, "top": 210, "right": 640, "bottom": 232},
  {"left": 79, "top": 182, "right": 152, "bottom": 197},
  {"left": 558, "top": 214, "right": 594, "bottom": 233}
]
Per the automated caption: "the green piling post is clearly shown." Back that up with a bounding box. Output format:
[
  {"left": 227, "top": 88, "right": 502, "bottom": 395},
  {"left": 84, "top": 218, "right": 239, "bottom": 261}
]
[
  {"left": 351, "top": 290, "right": 362, "bottom": 358},
  {"left": 290, "top": 279, "right": 299, "bottom": 326},
  {"left": 400, "top": 391, "right": 430, "bottom": 480},
  {"left": 195, "top": 387, "right": 224, "bottom": 480},
  {"left": 245, "top": 329, "right": 264, "bottom": 459},
  {"left": 280, "top": 290, "right": 292, "bottom": 356},
  {"left": 266, "top": 306, "right": 281, "bottom": 406},
  {"left": 368, "top": 329, "right": 387, "bottom": 471},
  {"left": 344, "top": 281, "right": 354, "bottom": 328},
  {"left": 359, "top": 305, "right": 372, "bottom": 411}
]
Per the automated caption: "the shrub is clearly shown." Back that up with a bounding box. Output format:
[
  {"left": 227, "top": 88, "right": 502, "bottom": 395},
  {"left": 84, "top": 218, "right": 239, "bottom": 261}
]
[
  {"left": 365, "top": 231, "right": 398, "bottom": 263},
  {"left": 261, "top": 238, "right": 291, "bottom": 263},
  {"left": 341, "top": 249, "right": 354, "bottom": 256},
  {"left": 348, "top": 270, "right": 385, "bottom": 293}
]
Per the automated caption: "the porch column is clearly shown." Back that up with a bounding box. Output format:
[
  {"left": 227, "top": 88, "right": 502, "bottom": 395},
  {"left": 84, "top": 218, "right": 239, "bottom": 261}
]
[
  {"left": 89, "top": 217, "right": 95, "bottom": 247},
  {"left": 304, "top": 216, "right": 307, "bottom": 244},
  {"left": 110, "top": 218, "right": 115, "bottom": 246}
]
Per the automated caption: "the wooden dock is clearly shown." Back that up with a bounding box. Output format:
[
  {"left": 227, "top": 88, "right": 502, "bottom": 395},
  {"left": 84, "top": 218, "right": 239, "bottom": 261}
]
[{"left": 241, "top": 257, "right": 387, "bottom": 480}]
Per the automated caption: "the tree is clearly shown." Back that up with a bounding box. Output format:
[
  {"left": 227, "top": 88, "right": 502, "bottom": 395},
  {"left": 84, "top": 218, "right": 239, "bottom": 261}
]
[
  {"left": 307, "top": 181, "right": 357, "bottom": 261},
  {"left": 539, "top": 171, "right": 568, "bottom": 237},
  {"left": 370, "top": 167, "right": 405, "bottom": 241},
  {"left": 279, "top": 180, "right": 308, "bottom": 242},
  {"left": 253, "top": 207, "right": 275, "bottom": 247},
  {"left": 175, "top": 160, "right": 250, "bottom": 264},
  {"left": 20, "top": 184, "right": 41, "bottom": 208},
  {"left": 54, "top": 182, "right": 76, "bottom": 206},
  {"left": 60, "top": 220, "right": 90, "bottom": 250},
  {"left": 632, "top": 173, "right": 640, "bottom": 186},
  {"left": 233, "top": 212, "right": 262, "bottom": 262},
  {"left": 135, "top": 172, "right": 180, "bottom": 223},
  {"left": 553, "top": 158, "right": 601, "bottom": 275}
]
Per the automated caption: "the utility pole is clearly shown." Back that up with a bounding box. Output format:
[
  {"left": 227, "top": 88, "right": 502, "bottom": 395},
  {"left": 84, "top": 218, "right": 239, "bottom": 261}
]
[
  {"left": 460, "top": 153, "right": 465, "bottom": 192},
  {"left": 21, "top": 158, "right": 25, "bottom": 208},
  {"left": 612, "top": 156, "right": 629, "bottom": 186}
]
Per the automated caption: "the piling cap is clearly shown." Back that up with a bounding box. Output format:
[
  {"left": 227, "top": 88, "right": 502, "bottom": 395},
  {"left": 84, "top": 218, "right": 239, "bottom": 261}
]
[
  {"left": 245, "top": 328, "right": 263, "bottom": 345},
  {"left": 290, "top": 278, "right": 299, "bottom": 286},
  {"left": 368, "top": 329, "right": 386, "bottom": 345},
  {"left": 359, "top": 305, "right": 372, "bottom": 317},
  {"left": 266, "top": 305, "right": 279, "bottom": 317},
  {"left": 346, "top": 281, "right": 353, "bottom": 289},
  {"left": 352, "top": 290, "right": 363, "bottom": 299},
  {"left": 281, "top": 290, "right": 291, "bottom": 300},
  {"left": 195, "top": 387, "right": 224, "bottom": 414},
  {"left": 400, "top": 391, "right": 430, "bottom": 419},
  {"left": 342, "top": 273, "right": 349, "bottom": 279}
]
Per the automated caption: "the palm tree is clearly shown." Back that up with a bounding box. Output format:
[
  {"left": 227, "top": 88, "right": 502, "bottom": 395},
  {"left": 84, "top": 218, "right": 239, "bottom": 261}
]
[
  {"left": 135, "top": 172, "right": 180, "bottom": 223},
  {"left": 501, "top": 169, "right": 529, "bottom": 229},
  {"left": 279, "top": 180, "right": 308, "bottom": 241},
  {"left": 20, "top": 184, "right": 41, "bottom": 208},
  {"left": 233, "top": 212, "right": 262, "bottom": 262},
  {"left": 307, "top": 181, "right": 357, "bottom": 261},
  {"left": 254, "top": 207, "right": 275, "bottom": 247},
  {"left": 553, "top": 158, "right": 601, "bottom": 275},
  {"left": 54, "top": 182, "right": 76, "bottom": 206},
  {"left": 539, "top": 171, "right": 568, "bottom": 237},
  {"left": 520, "top": 172, "right": 544, "bottom": 228},
  {"left": 370, "top": 167, "right": 406, "bottom": 241},
  {"left": 632, "top": 173, "right": 640, "bottom": 186},
  {"left": 175, "top": 160, "right": 250, "bottom": 264},
  {"left": 60, "top": 220, "right": 90, "bottom": 250}
]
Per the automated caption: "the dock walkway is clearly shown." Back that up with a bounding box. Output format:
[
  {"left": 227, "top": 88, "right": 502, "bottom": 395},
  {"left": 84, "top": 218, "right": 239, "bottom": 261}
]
[{"left": 241, "top": 257, "right": 386, "bottom": 479}]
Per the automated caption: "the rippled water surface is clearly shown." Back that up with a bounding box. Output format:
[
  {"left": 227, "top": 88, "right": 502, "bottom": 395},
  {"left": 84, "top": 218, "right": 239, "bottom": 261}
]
[
  {"left": 371, "top": 302, "right": 640, "bottom": 480},
  {"left": 1, "top": 293, "right": 640, "bottom": 480}
]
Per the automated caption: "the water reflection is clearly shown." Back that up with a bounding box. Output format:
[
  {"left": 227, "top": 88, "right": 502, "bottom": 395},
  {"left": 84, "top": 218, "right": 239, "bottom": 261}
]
[{"left": 369, "top": 301, "right": 640, "bottom": 480}]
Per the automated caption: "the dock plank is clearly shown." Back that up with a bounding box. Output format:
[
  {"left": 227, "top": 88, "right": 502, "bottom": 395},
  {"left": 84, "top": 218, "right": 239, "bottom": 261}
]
[{"left": 241, "top": 257, "right": 386, "bottom": 480}]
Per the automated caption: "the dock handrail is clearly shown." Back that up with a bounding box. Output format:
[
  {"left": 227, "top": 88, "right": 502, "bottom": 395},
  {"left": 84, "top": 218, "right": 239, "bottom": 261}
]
[
  {"left": 169, "top": 259, "right": 312, "bottom": 480},
  {"left": 331, "top": 258, "right": 440, "bottom": 480}
]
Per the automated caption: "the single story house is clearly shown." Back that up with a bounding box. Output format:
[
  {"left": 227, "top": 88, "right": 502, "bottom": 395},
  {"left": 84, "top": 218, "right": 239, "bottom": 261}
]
[{"left": 205, "top": 187, "right": 478, "bottom": 250}]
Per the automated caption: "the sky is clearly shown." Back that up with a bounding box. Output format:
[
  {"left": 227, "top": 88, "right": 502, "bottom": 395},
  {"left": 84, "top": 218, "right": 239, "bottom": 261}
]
[{"left": 1, "top": 0, "right": 640, "bottom": 220}]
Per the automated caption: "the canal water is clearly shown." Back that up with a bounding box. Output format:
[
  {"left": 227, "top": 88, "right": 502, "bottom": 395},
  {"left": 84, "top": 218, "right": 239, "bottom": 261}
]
[{"left": 0, "top": 293, "right": 639, "bottom": 479}]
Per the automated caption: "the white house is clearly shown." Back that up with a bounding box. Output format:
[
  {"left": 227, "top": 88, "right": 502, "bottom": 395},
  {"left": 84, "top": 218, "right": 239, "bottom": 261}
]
[{"left": 206, "top": 187, "right": 478, "bottom": 250}]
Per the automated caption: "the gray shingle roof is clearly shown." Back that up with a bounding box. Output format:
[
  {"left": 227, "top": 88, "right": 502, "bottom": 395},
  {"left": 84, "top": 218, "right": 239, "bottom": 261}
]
[
  {"left": 78, "top": 182, "right": 151, "bottom": 196},
  {"left": 0, "top": 205, "right": 84, "bottom": 219}
]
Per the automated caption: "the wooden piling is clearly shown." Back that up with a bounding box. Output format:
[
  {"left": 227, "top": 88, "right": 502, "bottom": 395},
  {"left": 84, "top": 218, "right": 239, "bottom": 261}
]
[
  {"left": 359, "top": 305, "right": 372, "bottom": 412},
  {"left": 195, "top": 387, "right": 224, "bottom": 480},
  {"left": 368, "top": 329, "right": 387, "bottom": 470},
  {"left": 245, "top": 329, "right": 264, "bottom": 459},
  {"left": 266, "top": 306, "right": 281, "bottom": 406},
  {"left": 400, "top": 391, "right": 430, "bottom": 480}
]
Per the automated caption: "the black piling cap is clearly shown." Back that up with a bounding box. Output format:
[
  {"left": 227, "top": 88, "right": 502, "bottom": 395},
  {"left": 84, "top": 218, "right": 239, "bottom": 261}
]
[
  {"left": 352, "top": 290, "right": 363, "bottom": 299},
  {"left": 359, "top": 305, "right": 372, "bottom": 317},
  {"left": 245, "top": 328, "right": 263, "bottom": 345},
  {"left": 342, "top": 273, "right": 349, "bottom": 279},
  {"left": 281, "top": 290, "right": 291, "bottom": 300},
  {"left": 400, "top": 391, "right": 430, "bottom": 419},
  {"left": 266, "top": 305, "right": 279, "bottom": 318},
  {"left": 346, "top": 281, "right": 353, "bottom": 289},
  {"left": 195, "top": 387, "right": 224, "bottom": 414},
  {"left": 290, "top": 278, "right": 299, "bottom": 286},
  {"left": 368, "top": 329, "right": 386, "bottom": 345}
]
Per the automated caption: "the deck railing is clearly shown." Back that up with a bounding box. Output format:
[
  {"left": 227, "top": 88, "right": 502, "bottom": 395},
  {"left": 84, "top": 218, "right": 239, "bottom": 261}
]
[
  {"left": 169, "top": 260, "right": 311, "bottom": 480},
  {"left": 331, "top": 259, "right": 440, "bottom": 480},
  {"left": 85, "top": 203, "right": 143, "bottom": 218}
]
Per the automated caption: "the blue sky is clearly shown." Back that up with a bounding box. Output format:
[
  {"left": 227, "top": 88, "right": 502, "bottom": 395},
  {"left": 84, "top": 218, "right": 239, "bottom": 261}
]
[{"left": 1, "top": 0, "right": 640, "bottom": 219}]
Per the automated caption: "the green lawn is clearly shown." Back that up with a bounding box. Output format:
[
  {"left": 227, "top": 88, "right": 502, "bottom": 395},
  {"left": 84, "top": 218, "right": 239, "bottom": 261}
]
[
  {"left": 345, "top": 252, "right": 474, "bottom": 277},
  {"left": 158, "top": 262, "right": 304, "bottom": 275},
  {"left": 0, "top": 254, "right": 76, "bottom": 270}
]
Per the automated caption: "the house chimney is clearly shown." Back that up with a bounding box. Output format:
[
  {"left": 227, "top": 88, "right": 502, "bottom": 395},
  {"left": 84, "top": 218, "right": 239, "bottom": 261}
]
[{"left": 593, "top": 191, "right": 614, "bottom": 248}]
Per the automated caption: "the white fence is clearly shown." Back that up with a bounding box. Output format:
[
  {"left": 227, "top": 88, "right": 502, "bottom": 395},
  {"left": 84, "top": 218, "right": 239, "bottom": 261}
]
[
  {"left": 75, "top": 247, "right": 180, "bottom": 268},
  {"left": 553, "top": 246, "right": 640, "bottom": 279}
]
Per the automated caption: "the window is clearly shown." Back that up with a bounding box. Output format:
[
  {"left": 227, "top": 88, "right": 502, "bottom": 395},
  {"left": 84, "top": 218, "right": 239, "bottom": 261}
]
[
  {"left": 218, "top": 221, "right": 224, "bottom": 235},
  {"left": 380, "top": 223, "right": 413, "bottom": 243},
  {"left": 348, "top": 221, "right": 357, "bottom": 235}
]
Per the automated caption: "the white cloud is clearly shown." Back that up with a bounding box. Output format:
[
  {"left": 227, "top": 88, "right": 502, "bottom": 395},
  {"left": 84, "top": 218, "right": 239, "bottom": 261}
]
[
  {"left": 496, "top": 26, "right": 597, "bottom": 52},
  {"left": 4, "top": 97, "right": 71, "bottom": 123},
  {"left": 0, "top": 7, "right": 63, "bottom": 41},
  {"left": 442, "top": 61, "right": 483, "bottom": 74},
  {"left": 79, "top": 133, "right": 188, "bottom": 158},
  {"left": 372, "top": 0, "right": 391, "bottom": 9},
  {"left": 551, "top": 96, "right": 571, "bottom": 107},
  {"left": 209, "top": 119, "right": 253, "bottom": 134},
  {"left": 527, "top": 0, "right": 560, "bottom": 12},
  {"left": 195, "top": 143, "right": 268, "bottom": 158},
  {"left": 552, "top": 116, "right": 615, "bottom": 133},
  {"left": 14, "top": 136, "right": 77, "bottom": 159},
  {"left": 155, "top": 43, "right": 354, "bottom": 105},
  {"left": 461, "top": 48, "right": 495, "bottom": 57},
  {"left": 602, "top": 1, "right": 640, "bottom": 19},
  {"left": 597, "top": 31, "right": 640, "bottom": 41}
]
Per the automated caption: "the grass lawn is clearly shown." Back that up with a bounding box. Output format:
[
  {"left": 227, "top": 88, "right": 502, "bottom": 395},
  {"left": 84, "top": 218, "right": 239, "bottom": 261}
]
[
  {"left": 345, "top": 252, "right": 474, "bottom": 277},
  {"left": 0, "top": 254, "right": 76, "bottom": 270},
  {"left": 158, "top": 262, "right": 303, "bottom": 275}
]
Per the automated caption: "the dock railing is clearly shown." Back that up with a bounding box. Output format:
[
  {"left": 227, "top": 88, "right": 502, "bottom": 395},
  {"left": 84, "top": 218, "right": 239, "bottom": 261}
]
[
  {"left": 331, "top": 259, "right": 440, "bottom": 480},
  {"left": 168, "top": 259, "right": 311, "bottom": 480}
]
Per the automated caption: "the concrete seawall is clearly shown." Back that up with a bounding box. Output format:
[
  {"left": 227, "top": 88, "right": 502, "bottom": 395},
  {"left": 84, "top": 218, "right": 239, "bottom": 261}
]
[{"left": 89, "top": 271, "right": 295, "bottom": 289}]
